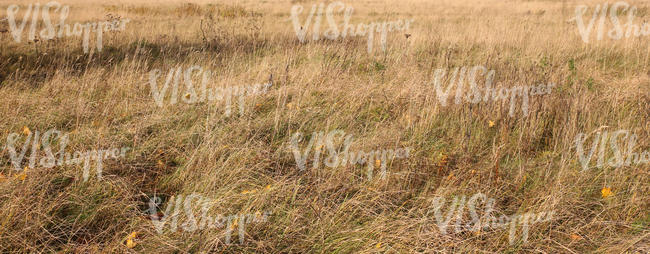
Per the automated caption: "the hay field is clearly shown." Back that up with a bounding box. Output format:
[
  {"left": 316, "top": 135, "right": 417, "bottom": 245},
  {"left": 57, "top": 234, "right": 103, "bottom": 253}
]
[{"left": 0, "top": 0, "right": 648, "bottom": 252}]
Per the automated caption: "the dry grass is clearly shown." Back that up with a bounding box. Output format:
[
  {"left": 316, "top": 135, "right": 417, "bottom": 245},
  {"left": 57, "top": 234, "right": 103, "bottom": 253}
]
[{"left": 0, "top": 0, "right": 648, "bottom": 252}]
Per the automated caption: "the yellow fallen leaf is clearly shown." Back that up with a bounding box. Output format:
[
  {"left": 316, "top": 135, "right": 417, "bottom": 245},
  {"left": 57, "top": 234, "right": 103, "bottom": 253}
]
[
  {"left": 601, "top": 187, "right": 613, "bottom": 198},
  {"left": 22, "top": 126, "right": 31, "bottom": 135},
  {"left": 489, "top": 120, "right": 495, "bottom": 127},
  {"left": 376, "top": 242, "right": 382, "bottom": 248},
  {"left": 265, "top": 184, "right": 271, "bottom": 190},
  {"left": 15, "top": 167, "right": 27, "bottom": 181},
  {"left": 125, "top": 231, "right": 138, "bottom": 248},
  {"left": 375, "top": 159, "right": 381, "bottom": 168},
  {"left": 438, "top": 154, "right": 448, "bottom": 166},
  {"left": 447, "top": 173, "right": 454, "bottom": 181},
  {"left": 570, "top": 234, "right": 581, "bottom": 240},
  {"left": 231, "top": 218, "right": 239, "bottom": 230},
  {"left": 126, "top": 239, "right": 136, "bottom": 248},
  {"left": 184, "top": 93, "right": 191, "bottom": 99}
]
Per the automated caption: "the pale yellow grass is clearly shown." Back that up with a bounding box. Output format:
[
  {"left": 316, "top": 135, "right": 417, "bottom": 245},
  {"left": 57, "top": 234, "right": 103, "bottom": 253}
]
[{"left": 0, "top": 0, "right": 648, "bottom": 253}]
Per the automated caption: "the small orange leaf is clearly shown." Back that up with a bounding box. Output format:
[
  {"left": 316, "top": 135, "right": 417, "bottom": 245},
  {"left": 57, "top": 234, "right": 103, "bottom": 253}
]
[
  {"left": 126, "top": 239, "right": 136, "bottom": 248},
  {"left": 22, "top": 126, "right": 31, "bottom": 135},
  {"left": 447, "top": 173, "right": 454, "bottom": 181},
  {"left": 570, "top": 234, "right": 581, "bottom": 240},
  {"left": 438, "top": 154, "right": 448, "bottom": 166},
  {"left": 16, "top": 167, "right": 27, "bottom": 181},
  {"left": 489, "top": 121, "right": 495, "bottom": 127},
  {"left": 601, "top": 187, "right": 613, "bottom": 198},
  {"left": 125, "top": 231, "right": 138, "bottom": 248},
  {"left": 231, "top": 218, "right": 239, "bottom": 230}
]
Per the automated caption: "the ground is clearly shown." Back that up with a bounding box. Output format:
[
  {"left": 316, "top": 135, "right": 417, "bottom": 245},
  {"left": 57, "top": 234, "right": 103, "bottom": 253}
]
[{"left": 0, "top": 0, "right": 648, "bottom": 253}]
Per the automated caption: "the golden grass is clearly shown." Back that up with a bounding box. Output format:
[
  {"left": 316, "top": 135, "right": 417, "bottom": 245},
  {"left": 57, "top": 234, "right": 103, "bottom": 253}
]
[{"left": 0, "top": 0, "right": 648, "bottom": 252}]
